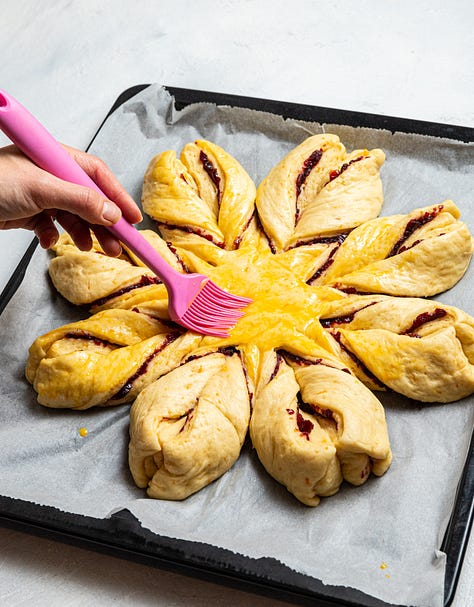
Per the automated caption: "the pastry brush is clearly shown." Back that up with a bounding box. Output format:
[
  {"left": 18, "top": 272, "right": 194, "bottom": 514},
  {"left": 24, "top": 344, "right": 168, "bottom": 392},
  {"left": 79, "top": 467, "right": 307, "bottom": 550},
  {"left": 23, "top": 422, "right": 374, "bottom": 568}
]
[{"left": 0, "top": 89, "right": 251, "bottom": 337}]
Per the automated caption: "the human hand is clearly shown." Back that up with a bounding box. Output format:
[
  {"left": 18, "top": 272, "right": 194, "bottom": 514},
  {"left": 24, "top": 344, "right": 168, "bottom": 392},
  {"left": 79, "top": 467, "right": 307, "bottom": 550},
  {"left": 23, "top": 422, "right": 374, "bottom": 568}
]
[{"left": 0, "top": 144, "right": 142, "bottom": 256}]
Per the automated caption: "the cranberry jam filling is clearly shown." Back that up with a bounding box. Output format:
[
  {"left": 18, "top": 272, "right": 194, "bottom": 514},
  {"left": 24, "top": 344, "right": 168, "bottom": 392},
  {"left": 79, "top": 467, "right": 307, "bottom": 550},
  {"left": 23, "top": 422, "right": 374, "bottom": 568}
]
[
  {"left": 319, "top": 302, "right": 377, "bottom": 328},
  {"left": 282, "top": 352, "right": 322, "bottom": 367},
  {"left": 111, "top": 333, "right": 179, "bottom": 400},
  {"left": 156, "top": 221, "right": 225, "bottom": 249},
  {"left": 298, "top": 395, "right": 335, "bottom": 422},
  {"left": 290, "top": 233, "right": 346, "bottom": 250},
  {"left": 328, "top": 155, "right": 365, "bottom": 182},
  {"left": 388, "top": 205, "right": 443, "bottom": 258},
  {"left": 268, "top": 353, "right": 283, "bottom": 382},
  {"left": 294, "top": 149, "right": 323, "bottom": 223},
  {"left": 332, "top": 331, "right": 386, "bottom": 389},
  {"left": 336, "top": 286, "right": 373, "bottom": 295},
  {"left": 320, "top": 313, "right": 356, "bottom": 328},
  {"left": 295, "top": 149, "right": 323, "bottom": 200},
  {"left": 178, "top": 407, "right": 195, "bottom": 433},
  {"left": 64, "top": 331, "right": 118, "bottom": 349},
  {"left": 185, "top": 346, "right": 238, "bottom": 364},
  {"left": 232, "top": 212, "right": 255, "bottom": 250},
  {"left": 401, "top": 308, "right": 447, "bottom": 336},
  {"left": 286, "top": 407, "right": 315, "bottom": 441},
  {"left": 199, "top": 150, "right": 222, "bottom": 204},
  {"left": 396, "top": 239, "right": 422, "bottom": 255},
  {"left": 308, "top": 246, "right": 339, "bottom": 283},
  {"left": 294, "top": 396, "right": 337, "bottom": 441},
  {"left": 296, "top": 412, "right": 314, "bottom": 440},
  {"left": 91, "top": 275, "right": 161, "bottom": 308},
  {"left": 282, "top": 351, "right": 350, "bottom": 374}
]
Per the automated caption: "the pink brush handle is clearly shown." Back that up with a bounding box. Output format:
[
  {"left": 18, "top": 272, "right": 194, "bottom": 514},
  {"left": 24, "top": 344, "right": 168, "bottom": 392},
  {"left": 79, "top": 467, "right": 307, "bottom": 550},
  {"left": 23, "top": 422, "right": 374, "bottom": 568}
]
[{"left": 0, "top": 89, "right": 179, "bottom": 285}]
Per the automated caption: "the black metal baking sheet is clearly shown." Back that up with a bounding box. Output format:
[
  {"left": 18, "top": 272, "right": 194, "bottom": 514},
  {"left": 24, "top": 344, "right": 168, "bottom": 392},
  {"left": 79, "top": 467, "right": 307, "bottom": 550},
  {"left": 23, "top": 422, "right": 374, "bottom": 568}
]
[{"left": 1, "top": 84, "right": 473, "bottom": 607}]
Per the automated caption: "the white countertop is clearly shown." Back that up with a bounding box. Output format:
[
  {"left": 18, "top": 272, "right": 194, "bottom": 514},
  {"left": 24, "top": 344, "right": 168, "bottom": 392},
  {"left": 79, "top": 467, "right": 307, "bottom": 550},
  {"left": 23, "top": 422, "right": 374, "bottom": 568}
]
[{"left": 1, "top": 1, "right": 473, "bottom": 605}]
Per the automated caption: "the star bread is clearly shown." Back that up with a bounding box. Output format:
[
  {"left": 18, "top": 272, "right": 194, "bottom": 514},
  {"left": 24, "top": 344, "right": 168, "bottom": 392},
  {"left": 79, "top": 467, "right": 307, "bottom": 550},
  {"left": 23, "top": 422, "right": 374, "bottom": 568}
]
[{"left": 26, "top": 135, "right": 474, "bottom": 504}]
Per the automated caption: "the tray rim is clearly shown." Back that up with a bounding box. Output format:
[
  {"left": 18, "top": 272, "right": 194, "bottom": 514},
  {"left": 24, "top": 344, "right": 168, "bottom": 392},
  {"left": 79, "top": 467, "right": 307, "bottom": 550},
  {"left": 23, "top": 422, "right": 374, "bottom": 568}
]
[{"left": 0, "top": 83, "right": 473, "bottom": 607}]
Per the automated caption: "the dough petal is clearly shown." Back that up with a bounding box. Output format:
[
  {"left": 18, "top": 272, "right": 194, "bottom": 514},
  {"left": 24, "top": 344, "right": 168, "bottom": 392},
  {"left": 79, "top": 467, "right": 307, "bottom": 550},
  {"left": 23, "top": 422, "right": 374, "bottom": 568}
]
[
  {"left": 256, "top": 134, "right": 384, "bottom": 252},
  {"left": 320, "top": 296, "right": 474, "bottom": 402},
  {"left": 129, "top": 350, "right": 250, "bottom": 500},
  {"left": 26, "top": 310, "right": 200, "bottom": 409},
  {"left": 319, "top": 201, "right": 473, "bottom": 295},
  {"left": 49, "top": 231, "right": 179, "bottom": 308},
  {"left": 142, "top": 140, "right": 256, "bottom": 250},
  {"left": 250, "top": 351, "right": 391, "bottom": 506}
]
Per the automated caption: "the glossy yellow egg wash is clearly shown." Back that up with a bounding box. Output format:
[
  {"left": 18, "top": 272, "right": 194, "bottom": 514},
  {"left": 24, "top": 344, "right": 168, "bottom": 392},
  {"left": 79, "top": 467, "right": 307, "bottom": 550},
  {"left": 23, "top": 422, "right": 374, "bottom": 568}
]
[{"left": 193, "top": 239, "right": 346, "bottom": 384}]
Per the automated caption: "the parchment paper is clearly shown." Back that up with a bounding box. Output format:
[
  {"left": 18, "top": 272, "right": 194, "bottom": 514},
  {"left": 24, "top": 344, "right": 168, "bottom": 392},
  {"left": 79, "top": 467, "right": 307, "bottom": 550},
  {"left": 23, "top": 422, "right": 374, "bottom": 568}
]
[{"left": 1, "top": 84, "right": 473, "bottom": 607}]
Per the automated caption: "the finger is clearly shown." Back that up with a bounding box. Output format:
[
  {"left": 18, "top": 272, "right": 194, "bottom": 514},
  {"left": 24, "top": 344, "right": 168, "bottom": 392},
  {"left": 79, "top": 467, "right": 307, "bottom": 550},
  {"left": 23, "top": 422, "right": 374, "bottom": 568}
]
[
  {"left": 91, "top": 224, "right": 122, "bottom": 257},
  {"left": 65, "top": 146, "right": 143, "bottom": 224},
  {"left": 55, "top": 210, "right": 93, "bottom": 251},
  {"left": 0, "top": 212, "right": 56, "bottom": 231},
  {"left": 36, "top": 178, "right": 123, "bottom": 227},
  {"left": 32, "top": 212, "right": 59, "bottom": 249}
]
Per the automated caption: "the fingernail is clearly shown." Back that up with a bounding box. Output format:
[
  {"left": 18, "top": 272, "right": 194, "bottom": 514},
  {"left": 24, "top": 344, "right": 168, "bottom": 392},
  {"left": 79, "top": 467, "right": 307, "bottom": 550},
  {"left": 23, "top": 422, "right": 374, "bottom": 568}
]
[
  {"left": 40, "top": 236, "right": 57, "bottom": 249},
  {"left": 102, "top": 201, "right": 122, "bottom": 224}
]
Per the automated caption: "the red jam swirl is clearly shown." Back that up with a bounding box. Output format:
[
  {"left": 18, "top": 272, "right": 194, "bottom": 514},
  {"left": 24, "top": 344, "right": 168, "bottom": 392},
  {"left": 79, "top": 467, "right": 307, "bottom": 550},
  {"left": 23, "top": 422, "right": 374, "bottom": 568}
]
[
  {"left": 397, "top": 238, "right": 422, "bottom": 255},
  {"left": 232, "top": 212, "right": 255, "bottom": 250},
  {"left": 295, "top": 400, "right": 335, "bottom": 440},
  {"left": 328, "top": 155, "right": 365, "bottom": 182},
  {"left": 185, "top": 346, "right": 238, "bottom": 364},
  {"left": 91, "top": 275, "right": 161, "bottom": 308},
  {"left": 157, "top": 221, "right": 225, "bottom": 249},
  {"left": 178, "top": 407, "right": 195, "bottom": 433},
  {"left": 64, "top": 331, "right": 118, "bottom": 348},
  {"left": 269, "top": 353, "right": 283, "bottom": 382},
  {"left": 199, "top": 150, "right": 222, "bottom": 204},
  {"left": 295, "top": 149, "right": 323, "bottom": 201},
  {"left": 165, "top": 242, "right": 188, "bottom": 272},
  {"left": 388, "top": 205, "right": 443, "bottom": 257},
  {"left": 320, "top": 313, "right": 355, "bottom": 328},
  {"left": 332, "top": 331, "right": 386, "bottom": 388},
  {"left": 283, "top": 352, "right": 322, "bottom": 367},
  {"left": 401, "top": 308, "right": 447, "bottom": 336},
  {"left": 298, "top": 395, "right": 335, "bottom": 422},
  {"left": 296, "top": 411, "right": 314, "bottom": 440},
  {"left": 312, "top": 404, "right": 335, "bottom": 420},
  {"left": 335, "top": 286, "right": 372, "bottom": 295},
  {"left": 283, "top": 351, "right": 349, "bottom": 374},
  {"left": 308, "top": 246, "right": 339, "bottom": 283},
  {"left": 111, "top": 333, "right": 179, "bottom": 400},
  {"left": 319, "top": 302, "right": 377, "bottom": 328},
  {"left": 290, "top": 233, "right": 346, "bottom": 250}
]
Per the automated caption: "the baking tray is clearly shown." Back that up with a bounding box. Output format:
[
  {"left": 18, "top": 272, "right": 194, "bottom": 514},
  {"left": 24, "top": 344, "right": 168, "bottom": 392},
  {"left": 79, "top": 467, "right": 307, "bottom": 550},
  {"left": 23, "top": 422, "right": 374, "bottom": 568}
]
[{"left": 0, "top": 85, "right": 473, "bottom": 607}]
